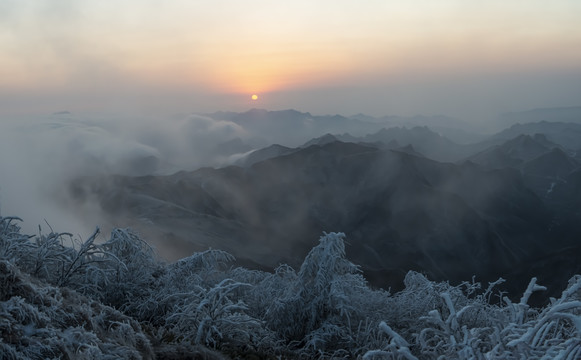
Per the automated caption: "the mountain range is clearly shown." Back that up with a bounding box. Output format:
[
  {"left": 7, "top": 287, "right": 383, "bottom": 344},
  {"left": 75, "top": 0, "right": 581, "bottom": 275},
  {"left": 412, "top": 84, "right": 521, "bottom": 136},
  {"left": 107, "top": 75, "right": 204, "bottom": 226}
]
[
  {"left": 66, "top": 111, "right": 581, "bottom": 297},
  {"left": 499, "top": 106, "right": 581, "bottom": 126}
]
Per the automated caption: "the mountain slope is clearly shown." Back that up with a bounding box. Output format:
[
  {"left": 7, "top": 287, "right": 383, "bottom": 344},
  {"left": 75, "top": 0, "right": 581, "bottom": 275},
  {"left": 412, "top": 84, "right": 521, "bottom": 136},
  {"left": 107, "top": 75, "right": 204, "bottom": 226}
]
[
  {"left": 466, "top": 134, "right": 555, "bottom": 170},
  {"left": 491, "top": 121, "right": 581, "bottom": 153},
  {"left": 69, "top": 141, "right": 555, "bottom": 291},
  {"left": 234, "top": 144, "right": 296, "bottom": 167},
  {"left": 361, "top": 126, "right": 468, "bottom": 162}
]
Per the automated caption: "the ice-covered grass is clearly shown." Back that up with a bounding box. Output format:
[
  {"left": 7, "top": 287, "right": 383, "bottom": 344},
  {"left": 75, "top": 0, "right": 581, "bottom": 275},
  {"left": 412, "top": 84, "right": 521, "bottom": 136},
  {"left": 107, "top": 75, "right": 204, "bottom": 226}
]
[{"left": 1, "top": 216, "right": 580, "bottom": 359}]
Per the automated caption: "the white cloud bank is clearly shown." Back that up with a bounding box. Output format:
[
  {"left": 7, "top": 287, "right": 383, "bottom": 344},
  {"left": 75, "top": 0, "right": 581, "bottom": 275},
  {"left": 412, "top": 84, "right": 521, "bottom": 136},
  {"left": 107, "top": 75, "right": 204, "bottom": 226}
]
[{"left": 0, "top": 112, "right": 248, "bottom": 235}]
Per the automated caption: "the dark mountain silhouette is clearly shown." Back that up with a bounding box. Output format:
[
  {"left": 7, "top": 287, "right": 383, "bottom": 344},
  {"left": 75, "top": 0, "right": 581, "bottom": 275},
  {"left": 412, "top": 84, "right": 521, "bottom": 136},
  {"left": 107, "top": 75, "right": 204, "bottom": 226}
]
[
  {"left": 537, "top": 167, "right": 581, "bottom": 248},
  {"left": 530, "top": 133, "right": 561, "bottom": 148},
  {"left": 203, "top": 109, "right": 510, "bottom": 164},
  {"left": 491, "top": 121, "right": 581, "bottom": 153},
  {"left": 360, "top": 126, "right": 474, "bottom": 162},
  {"left": 522, "top": 148, "right": 579, "bottom": 179},
  {"left": 466, "top": 134, "right": 555, "bottom": 170},
  {"left": 393, "top": 144, "right": 424, "bottom": 157},
  {"left": 234, "top": 144, "right": 296, "bottom": 167},
  {"left": 348, "top": 113, "right": 484, "bottom": 144},
  {"left": 301, "top": 133, "right": 340, "bottom": 148},
  {"left": 464, "top": 134, "right": 580, "bottom": 200},
  {"left": 333, "top": 132, "right": 361, "bottom": 143},
  {"left": 69, "top": 141, "right": 560, "bottom": 294}
]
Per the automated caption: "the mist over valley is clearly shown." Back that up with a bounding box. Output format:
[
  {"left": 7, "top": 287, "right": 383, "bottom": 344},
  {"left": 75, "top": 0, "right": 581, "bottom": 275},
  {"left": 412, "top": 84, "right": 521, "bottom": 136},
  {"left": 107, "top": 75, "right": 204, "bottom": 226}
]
[{"left": 2, "top": 107, "right": 579, "bottom": 297}]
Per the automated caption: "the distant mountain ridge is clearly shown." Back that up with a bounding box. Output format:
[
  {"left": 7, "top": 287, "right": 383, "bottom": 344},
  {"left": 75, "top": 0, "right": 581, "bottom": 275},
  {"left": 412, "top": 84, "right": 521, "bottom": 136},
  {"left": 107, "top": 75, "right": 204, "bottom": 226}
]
[
  {"left": 499, "top": 106, "right": 581, "bottom": 126},
  {"left": 466, "top": 134, "right": 556, "bottom": 169},
  {"left": 205, "top": 108, "right": 581, "bottom": 170},
  {"left": 234, "top": 124, "right": 496, "bottom": 166},
  {"left": 204, "top": 108, "right": 478, "bottom": 147},
  {"left": 491, "top": 121, "right": 581, "bottom": 153}
]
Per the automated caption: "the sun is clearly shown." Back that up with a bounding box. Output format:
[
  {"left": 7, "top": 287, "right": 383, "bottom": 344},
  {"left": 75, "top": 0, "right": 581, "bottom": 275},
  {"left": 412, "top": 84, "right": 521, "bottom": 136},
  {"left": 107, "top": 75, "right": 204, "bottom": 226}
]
[{"left": 251, "top": 94, "right": 258, "bottom": 101}]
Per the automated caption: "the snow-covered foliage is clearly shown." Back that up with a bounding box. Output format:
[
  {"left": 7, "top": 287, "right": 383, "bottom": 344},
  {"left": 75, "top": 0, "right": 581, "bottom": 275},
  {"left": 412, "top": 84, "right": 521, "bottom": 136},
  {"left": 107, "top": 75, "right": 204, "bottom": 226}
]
[
  {"left": 0, "top": 259, "right": 155, "bottom": 359},
  {"left": 1, "top": 216, "right": 580, "bottom": 359}
]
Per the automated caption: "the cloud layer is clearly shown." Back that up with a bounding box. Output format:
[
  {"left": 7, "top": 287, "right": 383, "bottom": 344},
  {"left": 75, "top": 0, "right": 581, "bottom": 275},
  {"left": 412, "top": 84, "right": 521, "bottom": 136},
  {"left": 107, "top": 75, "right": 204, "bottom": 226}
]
[{"left": 0, "top": 112, "right": 248, "bottom": 235}]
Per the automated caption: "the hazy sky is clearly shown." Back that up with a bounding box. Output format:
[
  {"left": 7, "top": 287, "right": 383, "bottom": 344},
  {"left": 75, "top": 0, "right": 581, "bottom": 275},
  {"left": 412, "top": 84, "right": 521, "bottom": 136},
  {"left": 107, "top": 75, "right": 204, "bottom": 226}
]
[{"left": 1, "top": 0, "right": 580, "bottom": 120}]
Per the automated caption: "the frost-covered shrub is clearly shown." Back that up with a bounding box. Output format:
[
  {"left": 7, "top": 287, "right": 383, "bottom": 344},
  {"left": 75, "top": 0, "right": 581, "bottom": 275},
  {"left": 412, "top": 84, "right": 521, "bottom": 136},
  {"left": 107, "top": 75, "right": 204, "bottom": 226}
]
[
  {"left": 98, "top": 228, "right": 164, "bottom": 312},
  {"left": 0, "top": 217, "right": 117, "bottom": 295},
  {"left": 500, "top": 276, "right": 581, "bottom": 359},
  {"left": 2, "top": 215, "right": 581, "bottom": 359},
  {"left": 0, "top": 217, "right": 35, "bottom": 266},
  {"left": 259, "top": 233, "right": 361, "bottom": 340},
  {"left": 127, "top": 249, "right": 238, "bottom": 327},
  {"left": 0, "top": 259, "right": 154, "bottom": 359},
  {"left": 164, "top": 278, "right": 263, "bottom": 349},
  {"left": 165, "top": 248, "right": 235, "bottom": 289},
  {"left": 249, "top": 232, "right": 393, "bottom": 357},
  {"left": 0, "top": 217, "right": 161, "bottom": 308}
]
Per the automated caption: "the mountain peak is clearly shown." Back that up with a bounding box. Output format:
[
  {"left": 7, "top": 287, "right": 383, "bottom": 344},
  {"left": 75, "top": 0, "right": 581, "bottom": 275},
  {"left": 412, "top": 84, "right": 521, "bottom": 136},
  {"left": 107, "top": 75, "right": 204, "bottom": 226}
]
[
  {"left": 523, "top": 147, "right": 579, "bottom": 178},
  {"left": 301, "top": 133, "right": 338, "bottom": 148},
  {"left": 394, "top": 144, "right": 424, "bottom": 158}
]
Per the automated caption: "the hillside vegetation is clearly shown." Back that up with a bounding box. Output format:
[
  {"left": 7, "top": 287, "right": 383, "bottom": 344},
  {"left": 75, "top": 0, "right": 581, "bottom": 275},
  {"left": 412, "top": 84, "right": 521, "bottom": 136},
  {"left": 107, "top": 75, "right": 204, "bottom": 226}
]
[{"left": 1, "top": 216, "right": 580, "bottom": 359}]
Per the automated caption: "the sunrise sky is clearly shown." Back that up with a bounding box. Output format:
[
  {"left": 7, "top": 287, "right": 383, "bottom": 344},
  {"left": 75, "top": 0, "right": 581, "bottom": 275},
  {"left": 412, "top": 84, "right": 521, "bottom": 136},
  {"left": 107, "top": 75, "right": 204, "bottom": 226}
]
[{"left": 1, "top": 0, "right": 580, "bottom": 120}]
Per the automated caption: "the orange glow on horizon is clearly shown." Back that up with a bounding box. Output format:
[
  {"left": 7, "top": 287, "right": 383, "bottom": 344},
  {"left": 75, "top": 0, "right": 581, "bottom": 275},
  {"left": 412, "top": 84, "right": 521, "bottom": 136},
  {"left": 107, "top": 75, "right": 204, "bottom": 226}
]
[{"left": 2, "top": 0, "right": 580, "bottom": 106}]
